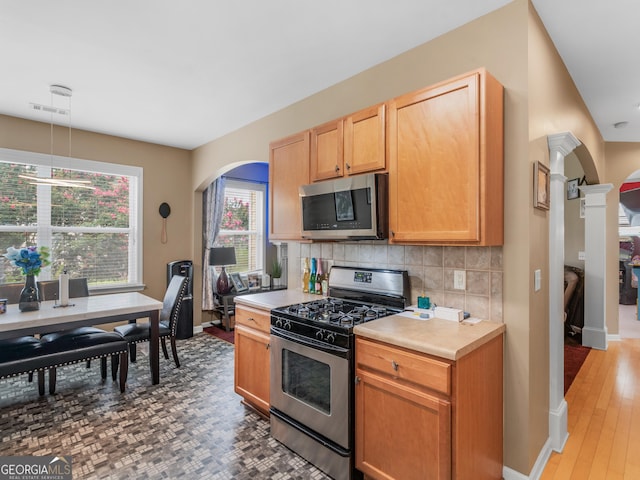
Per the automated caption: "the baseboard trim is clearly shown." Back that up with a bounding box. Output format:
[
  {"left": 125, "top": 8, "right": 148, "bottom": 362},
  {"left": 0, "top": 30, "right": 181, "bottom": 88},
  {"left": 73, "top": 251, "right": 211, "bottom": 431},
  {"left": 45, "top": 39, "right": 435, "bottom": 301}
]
[{"left": 502, "top": 437, "right": 552, "bottom": 480}]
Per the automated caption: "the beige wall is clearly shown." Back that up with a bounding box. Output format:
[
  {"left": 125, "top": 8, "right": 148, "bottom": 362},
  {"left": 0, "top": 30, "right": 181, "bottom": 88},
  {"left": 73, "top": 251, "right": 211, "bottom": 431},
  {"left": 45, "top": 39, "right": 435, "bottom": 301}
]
[
  {"left": 0, "top": 114, "right": 192, "bottom": 306},
  {"left": 527, "top": 1, "right": 605, "bottom": 470}
]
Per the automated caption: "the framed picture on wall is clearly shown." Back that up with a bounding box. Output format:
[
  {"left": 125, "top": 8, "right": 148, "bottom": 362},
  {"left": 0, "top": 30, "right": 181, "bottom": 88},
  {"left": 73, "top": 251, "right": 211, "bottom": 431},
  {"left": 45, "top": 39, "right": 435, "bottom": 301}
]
[
  {"left": 534, "top": 161, "right": 550, "bottom": 210},
  {"left": 230, "top": 273, "right": 249, "bottom": 293},
  {"left": 567, "top": 178, "right": 580, "bottom": 200}
]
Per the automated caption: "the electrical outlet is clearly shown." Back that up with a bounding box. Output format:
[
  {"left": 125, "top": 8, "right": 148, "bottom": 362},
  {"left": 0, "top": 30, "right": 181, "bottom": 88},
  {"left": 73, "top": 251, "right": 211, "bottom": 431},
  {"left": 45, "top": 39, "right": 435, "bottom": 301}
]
[
  {"left": 454, "top": 270, "right": 466, "bottom": 290},
  {"left": 578, "top": 251, "right": 585, "bottom": 261},
  {"left": 534, "top": 269, "right": 541, "bottom": 292}
]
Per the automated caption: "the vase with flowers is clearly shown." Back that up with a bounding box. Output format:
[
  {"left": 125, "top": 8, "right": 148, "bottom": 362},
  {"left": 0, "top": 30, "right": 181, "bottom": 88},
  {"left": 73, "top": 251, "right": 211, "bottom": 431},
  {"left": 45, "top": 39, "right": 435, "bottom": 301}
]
[{"left": 4, "top": 246, "right": 50, "bottom": 312}]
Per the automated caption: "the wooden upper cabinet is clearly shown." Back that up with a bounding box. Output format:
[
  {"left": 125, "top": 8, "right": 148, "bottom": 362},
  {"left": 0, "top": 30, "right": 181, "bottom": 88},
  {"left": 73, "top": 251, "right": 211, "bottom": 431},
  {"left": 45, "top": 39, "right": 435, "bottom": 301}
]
[
  {"left": 310, "top": 119, "right": 344, "bottom": 181},
  {"left": 344, "top": 103, "right": 386, "bottom": 176},
  {"left": 310, "top": 104, "right": 386, "bottom": 182},
  {"left": 388, "top": 69, "right": 504, "bottom": 245},
  {"left": 269, "top": 131, "right": 310, "bottom": 240}
]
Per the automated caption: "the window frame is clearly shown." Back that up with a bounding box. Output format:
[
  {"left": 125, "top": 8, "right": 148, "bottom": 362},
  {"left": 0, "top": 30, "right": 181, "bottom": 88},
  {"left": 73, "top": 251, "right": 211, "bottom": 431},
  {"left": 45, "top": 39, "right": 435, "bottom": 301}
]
[
  {"left": 216, "top": 178, "right": 266, "bottom": 275},
  {"left": 0, "top": 147, "right": 143, "bottom": 291}
]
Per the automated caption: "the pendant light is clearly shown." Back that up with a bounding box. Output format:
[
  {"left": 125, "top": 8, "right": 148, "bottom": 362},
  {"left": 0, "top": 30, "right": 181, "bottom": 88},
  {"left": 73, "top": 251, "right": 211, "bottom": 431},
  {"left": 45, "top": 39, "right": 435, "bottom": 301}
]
[{"left": 21, "top": 84, "right": 94, "bottom": 189}]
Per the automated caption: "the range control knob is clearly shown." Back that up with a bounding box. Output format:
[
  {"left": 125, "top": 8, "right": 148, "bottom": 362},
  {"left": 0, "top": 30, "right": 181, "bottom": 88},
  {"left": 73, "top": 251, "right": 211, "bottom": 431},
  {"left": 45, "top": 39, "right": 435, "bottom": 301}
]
[
  {"left": 315, "top": 330, "right": 324, "bottom": 341},
  {"left": 275, "top": 318, "right": 283, "bottom": 328},
  {"left": 284, "top": 320, "right": 292, "bottom": 330},
  {"left": 325, "top": 332, "right": 335, "bottom": 344}
]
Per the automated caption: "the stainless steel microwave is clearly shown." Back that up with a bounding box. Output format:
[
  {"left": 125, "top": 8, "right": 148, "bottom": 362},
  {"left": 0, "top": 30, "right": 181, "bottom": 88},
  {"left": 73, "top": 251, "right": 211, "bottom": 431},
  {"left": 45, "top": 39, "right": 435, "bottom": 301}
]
[{"left": 299, "top": 173, "right": 388, "bottom": 240}]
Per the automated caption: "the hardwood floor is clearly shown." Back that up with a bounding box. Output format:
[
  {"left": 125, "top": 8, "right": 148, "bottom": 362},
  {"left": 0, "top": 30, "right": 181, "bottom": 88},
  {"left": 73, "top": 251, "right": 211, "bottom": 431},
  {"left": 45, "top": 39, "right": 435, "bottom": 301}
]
[{"left": 541, "top": 338, "right": 640, "bottom": 479}]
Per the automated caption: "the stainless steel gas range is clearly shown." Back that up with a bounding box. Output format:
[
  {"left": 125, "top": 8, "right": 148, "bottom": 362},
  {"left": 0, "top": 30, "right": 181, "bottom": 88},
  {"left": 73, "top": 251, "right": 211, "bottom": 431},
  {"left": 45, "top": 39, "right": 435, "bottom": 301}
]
[{"left": 269, "top": 266, "right": 410, "bottom": 480}]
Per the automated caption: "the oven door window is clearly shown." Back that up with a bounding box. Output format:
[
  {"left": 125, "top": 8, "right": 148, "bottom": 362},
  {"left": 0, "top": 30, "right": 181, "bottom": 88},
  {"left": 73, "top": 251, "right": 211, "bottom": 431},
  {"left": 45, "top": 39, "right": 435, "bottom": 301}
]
[{"left": 282, "top": 349, "right": 330, "bottom": 414}]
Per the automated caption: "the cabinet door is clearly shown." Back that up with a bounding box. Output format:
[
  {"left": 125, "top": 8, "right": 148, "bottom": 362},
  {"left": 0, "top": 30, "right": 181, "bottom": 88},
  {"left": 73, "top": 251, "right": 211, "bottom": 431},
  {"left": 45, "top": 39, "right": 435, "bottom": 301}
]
[
  {"left": 234, "top": 324, "right": 271, "bottom": 414},
  {"left": 388, "top": 70, "right": 504, "bottom": 245},
  {"left": 388, "top": 73, "right": 481, "bottom": 243},
  {"left": 310, "top": 119, "right": 344, "bottom": 181},
  {"left": 269, "top": 131, "right": 310, "bottom": 240},
  {"left": 355, "top": 370, "right": 451, "bottom": 480},
  {"left": 344, "top": 104, "right": 386, "bottom": 175}
]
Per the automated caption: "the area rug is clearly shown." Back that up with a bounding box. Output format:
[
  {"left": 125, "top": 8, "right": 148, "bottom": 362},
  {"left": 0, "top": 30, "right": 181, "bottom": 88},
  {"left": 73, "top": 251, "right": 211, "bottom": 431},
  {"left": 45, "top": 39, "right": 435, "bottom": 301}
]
[
  {"left": 203, "top": 324, "right": 235, "bottom": 344},
  {"left": 564, "top": 341, "right": 590, "bottom": 394}
]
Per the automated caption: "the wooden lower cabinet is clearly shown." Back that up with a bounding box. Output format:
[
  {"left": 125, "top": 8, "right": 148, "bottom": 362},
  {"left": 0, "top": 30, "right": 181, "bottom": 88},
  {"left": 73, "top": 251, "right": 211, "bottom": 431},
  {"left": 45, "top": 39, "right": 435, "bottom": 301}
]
[
  {"left": 355, "top": 334, "right": 503, "bottom": 480},
  {"left": 234, "top": 304, "right": 271, "bottom": 415},
  {"left": 356, "top": 371, "right": 451, "bottom": 479}
]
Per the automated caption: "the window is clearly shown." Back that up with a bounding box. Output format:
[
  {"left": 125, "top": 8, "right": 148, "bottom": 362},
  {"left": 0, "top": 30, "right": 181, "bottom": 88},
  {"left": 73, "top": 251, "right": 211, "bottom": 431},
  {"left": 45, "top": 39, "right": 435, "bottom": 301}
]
[
  {"left": 215, "top": 179, "right": 265, "bottom": 274},
  {"left": 0, "top": 148, "right": 142, "bottom": 289}
]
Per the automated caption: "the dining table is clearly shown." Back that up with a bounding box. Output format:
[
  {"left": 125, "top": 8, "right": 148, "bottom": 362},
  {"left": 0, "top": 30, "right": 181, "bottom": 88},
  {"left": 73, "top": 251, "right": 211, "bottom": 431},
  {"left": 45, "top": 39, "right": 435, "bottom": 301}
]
[{"left": 0, "top": 292, "right": 164, "bottom": 384}]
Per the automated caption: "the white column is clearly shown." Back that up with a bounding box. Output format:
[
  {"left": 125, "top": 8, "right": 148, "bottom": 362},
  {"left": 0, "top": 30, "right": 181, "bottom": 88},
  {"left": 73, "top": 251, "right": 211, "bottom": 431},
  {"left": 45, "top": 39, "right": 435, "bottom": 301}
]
[
  {"left": 547, "top": 132, "right": 580, "bottom": 452},
  {"left": 580, "top": 184, "right": 613, "bottom": 350}
]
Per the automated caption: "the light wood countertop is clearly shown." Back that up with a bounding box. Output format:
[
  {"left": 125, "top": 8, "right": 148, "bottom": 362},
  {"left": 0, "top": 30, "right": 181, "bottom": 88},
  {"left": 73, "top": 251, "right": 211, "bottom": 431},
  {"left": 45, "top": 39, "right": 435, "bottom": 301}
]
[
  {"left": 234, "top": 290, "right": 505, "bottom": 361},
  {"left": 233, "top": 289, "right": 319, "bottom": 311},
  {"left": 354, "top": 315, "right": 505, "bottom": 361}
]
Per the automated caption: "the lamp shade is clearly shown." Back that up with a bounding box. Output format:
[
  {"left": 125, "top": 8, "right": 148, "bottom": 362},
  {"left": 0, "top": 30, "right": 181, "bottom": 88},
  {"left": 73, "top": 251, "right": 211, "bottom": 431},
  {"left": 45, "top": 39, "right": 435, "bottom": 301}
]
[{"left": 209, "top": 247, "right": 236, "bottom": 267}]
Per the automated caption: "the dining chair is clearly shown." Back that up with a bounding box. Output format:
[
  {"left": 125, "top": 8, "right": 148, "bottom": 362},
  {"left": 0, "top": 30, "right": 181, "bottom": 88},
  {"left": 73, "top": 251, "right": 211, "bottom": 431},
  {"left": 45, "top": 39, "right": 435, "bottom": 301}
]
[
  {"left": 37, "top": 278, "right": 90, "bottom": 302},
  {"left": 115, "top": 275, "right": 188, "bottom": 367},
  {"left": 0, "top": 283, "right": 25, "bottom": 304}
]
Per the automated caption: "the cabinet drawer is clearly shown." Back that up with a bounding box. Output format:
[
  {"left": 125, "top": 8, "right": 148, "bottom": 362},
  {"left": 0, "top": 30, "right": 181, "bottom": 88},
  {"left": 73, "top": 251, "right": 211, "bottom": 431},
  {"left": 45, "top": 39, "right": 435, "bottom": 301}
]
[
  {"left": 356, "top": 337, "right": 451, "bottom": 395},
  {"left": 235, "top": 305, "right": 271, "bottom": 333}
]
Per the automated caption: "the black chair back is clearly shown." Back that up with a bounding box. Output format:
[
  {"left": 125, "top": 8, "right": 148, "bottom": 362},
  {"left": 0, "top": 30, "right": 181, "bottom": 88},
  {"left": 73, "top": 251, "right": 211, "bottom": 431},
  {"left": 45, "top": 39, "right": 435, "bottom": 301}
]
[
  {"left": 37, "top": 278, "right": 90, "bottom": 301},
  {"left": 0, "top": 283, "right": 24, "bottom": 304},
  {"left": 161, "top": 275, "right": 188, "bottom": 336}
]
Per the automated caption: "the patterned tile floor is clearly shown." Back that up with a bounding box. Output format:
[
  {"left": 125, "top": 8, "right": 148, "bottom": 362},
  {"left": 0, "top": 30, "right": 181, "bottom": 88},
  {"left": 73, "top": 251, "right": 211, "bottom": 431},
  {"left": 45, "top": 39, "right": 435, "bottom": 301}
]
[{"left": 0, "top": 334, "right": 332, "bottom": 479}]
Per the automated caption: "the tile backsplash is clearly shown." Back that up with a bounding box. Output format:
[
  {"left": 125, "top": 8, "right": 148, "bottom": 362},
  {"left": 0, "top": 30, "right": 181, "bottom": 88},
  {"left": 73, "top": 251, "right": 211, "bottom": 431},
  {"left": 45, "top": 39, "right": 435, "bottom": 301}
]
[{"left": 285, "top": 241, "right": 503, "bottom": 322}]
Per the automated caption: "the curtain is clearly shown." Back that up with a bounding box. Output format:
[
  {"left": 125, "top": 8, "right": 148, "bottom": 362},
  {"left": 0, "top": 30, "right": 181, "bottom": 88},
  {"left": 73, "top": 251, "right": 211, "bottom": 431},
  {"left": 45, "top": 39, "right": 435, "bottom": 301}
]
[{"left": 201, "top": 177, "right": 226, "bottom": 310}]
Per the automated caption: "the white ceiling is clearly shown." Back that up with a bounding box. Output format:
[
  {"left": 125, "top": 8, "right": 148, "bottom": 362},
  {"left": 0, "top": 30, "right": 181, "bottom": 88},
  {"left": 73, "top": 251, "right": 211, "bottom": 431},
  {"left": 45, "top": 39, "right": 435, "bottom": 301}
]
[{"left": 0, "top": 1, "right": 636, "bottom": 150}]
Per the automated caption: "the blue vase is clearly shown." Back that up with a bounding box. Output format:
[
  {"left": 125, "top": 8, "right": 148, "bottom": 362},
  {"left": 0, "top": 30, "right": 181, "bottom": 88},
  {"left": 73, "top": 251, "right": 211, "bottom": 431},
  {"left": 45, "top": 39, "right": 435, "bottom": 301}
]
[{"left": 19, "top": 275, "right": 40, "bottom": 312}]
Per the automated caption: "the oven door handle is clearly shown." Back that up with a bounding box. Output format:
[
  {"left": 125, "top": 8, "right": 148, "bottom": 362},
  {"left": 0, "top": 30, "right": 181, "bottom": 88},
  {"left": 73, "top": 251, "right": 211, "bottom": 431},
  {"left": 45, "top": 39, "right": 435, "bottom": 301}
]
[{"left": 271, "top": 326, "right": 350, "bottom": 359}]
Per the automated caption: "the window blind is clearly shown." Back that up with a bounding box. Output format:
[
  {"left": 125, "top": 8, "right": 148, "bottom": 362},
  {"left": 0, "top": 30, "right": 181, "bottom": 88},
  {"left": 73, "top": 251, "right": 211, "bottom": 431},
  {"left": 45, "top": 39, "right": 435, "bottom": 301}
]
[{"left": 0, "top": 148, "right": 142, "bottom": 287}]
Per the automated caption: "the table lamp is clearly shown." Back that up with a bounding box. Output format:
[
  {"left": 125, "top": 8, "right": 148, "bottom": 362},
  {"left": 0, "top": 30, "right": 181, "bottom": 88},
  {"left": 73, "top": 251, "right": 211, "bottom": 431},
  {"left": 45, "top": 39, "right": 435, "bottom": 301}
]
[{"left": 210, "top": 247, "right": 236, "bottom": 294}]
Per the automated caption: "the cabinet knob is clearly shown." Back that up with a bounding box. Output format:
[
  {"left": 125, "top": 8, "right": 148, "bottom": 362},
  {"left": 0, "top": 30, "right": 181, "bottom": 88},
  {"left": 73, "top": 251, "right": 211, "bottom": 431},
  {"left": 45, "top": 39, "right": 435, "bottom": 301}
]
[
  {"left": 355, "top": 376, "right": 361, "bottom": 385},
  {"left": 248, "top": 317, "right": 255, "bottom": 322},
  {"left": 392, "top": 360, "right": 399, "bottom": 371},
  {"left": 335, "top": 165, "right": 340, "bottom": 173},
  {"left": 266, "top": 343, "right": 270, "bottom": 350},
  {"left": 346, "top": 162, "right": 351, "bottom": 170}
]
